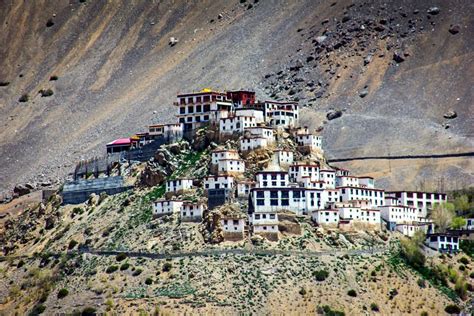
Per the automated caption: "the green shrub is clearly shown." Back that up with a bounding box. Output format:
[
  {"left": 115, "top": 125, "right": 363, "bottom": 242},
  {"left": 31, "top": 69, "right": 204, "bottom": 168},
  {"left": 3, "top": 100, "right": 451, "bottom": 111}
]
[
  {"left": 82, "top": 307, "right": 97, "bottom": 316},
  {"left": 370, "top": 270, "right": 376, "bottom": 277},
  {"left": 420, "top": 312, "right": 428, "bottom": 316},
  {"left": 459, "top": 257, "right": 469, "bottom": 265},
  {"left": 116, "top": 253, "right": 127, "bottom": 262},
  {"left": 68, "top": 240, "right": 78, "bottom": 250},
  {"left": 459, "top": 265, "right": 466, "bottom": 271},
  {"left": 347, "top": 289, "right": 357, "bottom": 297},
  {"left": 145, "top": 278, "right": 153, "bottom": 285},
  {"left": 319, "top": 305, "right": 345, "bottom": 316},
  {"left": 132, "top": 268, "right": 143, "bottom": 276},
  {"left": 105, "top": 265, "right": 118, "bottom": 274},
  {"left": 32, "top": 304, "right": 46, "bottom": 314},
  {"left": 444, "top": 305, "right": 461, "bottom": 314},
  {"left": 417, "top": 278, "right": 426, "bottom": 288},
  {"left": 17, "top": 260, "right": 25, "bottom": 268},
  {"left": 57, "top": 288, "right": 69, "bottom": 299},
  {"left": 470, "top": 272, "right": 474, "bottom": 278},
  {"left": 120, "top": 263, "right": 130, "bottom": 271},
  {"left": 299, "top": 287, "right": 307, "bottom": 296},
  {"left": 162, "top": 262, "right": 172, "bottom": 272},
  {"left": 313, "top": 269, "right": 329, "bottom": 281},
  {"left": 455, "top": 279, "right": 467, "bottom": 299},
  {"left": 370, "top": 303, "right": 379, "bottom": 312}
]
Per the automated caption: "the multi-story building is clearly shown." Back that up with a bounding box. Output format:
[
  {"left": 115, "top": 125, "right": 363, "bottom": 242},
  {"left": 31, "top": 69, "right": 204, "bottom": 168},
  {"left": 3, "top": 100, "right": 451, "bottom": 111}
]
[
  {"left": 235, "top": 108, "right": 265, "bottom": 123},
  {"left": 272, "top": 150, "right": 294, "bottom": 168},
  {"left": 219, "top": 116, "right": 257, "bottom": 135},
  {"left": 338, "top": 186, "right": 385, "bottom": 207},
  {"left": 217, "top": 159, "right": 245, "bottom": 174},
  {"left": 181, "top": 202, "right": 205, "bottom": 222},
  {"left": 320, "top": 169, "right": 336, "bottom": 189},
  {"left": 153, "top": 200, "right": 183, "bottom": 217},
  {"left": 148, "top": 123, "right": 183, "bottom": 141},
  {"left": 296, "top": 133, "right": 323, "bottom": 152},
  {"left": 211, "top": 149, "right": 240, "bottom": 165},
  {"left": 255, "top": 171, "right": 289, "bottom": 188},
  {"left": 264, "top": 101, "right": 299, "bottom": 128},
  {"left": 204, "top": 175, "right": 235, "bottom": 190},
  {"left": 312, "top": 209, "right": 340, "bottom": 226},
  {"left": 236, "top": 180, "right": 256, "bottom": 198},
  {"left": 226, "top": 90, "right": 256, "bottom": 108},
  {"left": 386, "top": 191, "right": 447, "bottom": 217},
  {"left": 240, "top": 137, "right": 269, "bottom": 152},
  {"left": 165, "top": 179, "right": 194, "bottom": 194},
  {"left": 289, "top": 163, "right": 320, "bottom": 182},
  {"left": 175, "top": 90, "right": 233, "bottom": 131}
]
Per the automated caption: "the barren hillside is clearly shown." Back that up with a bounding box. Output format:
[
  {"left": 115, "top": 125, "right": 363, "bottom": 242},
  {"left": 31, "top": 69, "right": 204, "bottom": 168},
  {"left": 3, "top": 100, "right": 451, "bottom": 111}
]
[{"left": 0, "top": 0, "right": 473, "bottom": 195}]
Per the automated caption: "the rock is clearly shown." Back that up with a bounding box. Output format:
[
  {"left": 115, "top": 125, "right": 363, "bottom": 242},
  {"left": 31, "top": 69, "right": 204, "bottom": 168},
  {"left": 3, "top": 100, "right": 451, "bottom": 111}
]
[
  {"left": 363, "top": 54, "right": 373, "bottom": 65},
  {"left": 448, "top": 24, "right": 460, "bottom": 34},
  {"left": 359, "top": 89, "right": 368, "bottom": 98},
  {"left": 315, "top": 36, "right": 327, "bottom": 44},
  {"left": 140, "top": 163, "right": 167, "bottom": 187},
  {"left": 218, "top": 13, "right": 223, "bottom": 19},
  {"left": 326, "top": 109, "right": 343, "bottom": 120},
  {"left": 392, "top": 52, "right": 405, "bottom": 63},
  {"left": 169, "top": 37, "right": 179, "bottom": 46},
  {"left": 443, "top": 110, "right": 457, "bottom": 119},
  {"left": 427, "top": 7, "right": 440, "bottom": 15},
  {"left": 44, "top": 216, "right": 55, "bottom": 230},
  {"left": 13, "top": 184, "right": 31, "bottom": 197},
  {"left": 374, "top": 24, "right": 385, "bottom": 32},
  {"left": 342, "top": 16, "right": 351, "bottom": 23}
]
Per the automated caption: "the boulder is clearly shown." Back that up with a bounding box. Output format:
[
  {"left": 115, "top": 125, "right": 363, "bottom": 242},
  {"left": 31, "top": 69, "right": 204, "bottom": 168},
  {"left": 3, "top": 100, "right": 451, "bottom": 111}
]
[
  {"left": 326, "top": 109, "right": 343, "bottom": 120},
  {"left": 140, "top": 163, "right": 167, "bottom": 187},
  {"left": 169, "top": 37, "right": 179, "bottom": 46},
  {"left": 443, "top": 110, "right": 457, "bottom": 119},
  {"left": 13, "top": 184, "right": 31, "bottom": 197},
  {"left": 315, "top": 36, "right": 327, "bottom": 44},
  {"left": 359, "top": 89, "right": 369, "bottom": 98},
  {"left": 448, "top": 24, "right": 460, "bottom": 35},
  {"left": 427, "top": 7, "right": 440, "bottom": 15},
  {"left": 393, "top": 52, "right": 405, "bottom": 63}
]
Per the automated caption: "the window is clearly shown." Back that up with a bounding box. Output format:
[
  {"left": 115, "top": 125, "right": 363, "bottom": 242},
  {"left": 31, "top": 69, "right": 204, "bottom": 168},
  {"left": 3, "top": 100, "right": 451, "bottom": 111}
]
[
  {"left": 257, "top": 199, "right": 265, "bottom": 206},
  {"left": 204, "top": 115, "right": 209, "bottom": 121},
  {"left": 196, "top": 105, "right": 202, "bottom": 112},
  {"left": 271, "top": 199, "right": 279, "bottom": 206},
  {"left": 233, "top": 220, "right": 239, "bottom": 225},
  {"left": 270, "top": 192, "right": 278, "bottom": 199},
  {"left": 269, "top": 214, "right": 275, "bottom": 219},
  {"left": 180, "top": 107, "right": 186, "bottom": 114},
  {"left": 256, "top": 191, "right": 264, "bottom": 198},
  {"left": 255, "top": 214, "right": 261, "bottom": 220},
  {"left": 223, "top": 220, "right": 228, "bottom": 225},
  {"left": 196, "top": 96, "right": 201, "bottom": 103},
  {"left": 188, "top": 106, "right": 194, "bottom": 113}
]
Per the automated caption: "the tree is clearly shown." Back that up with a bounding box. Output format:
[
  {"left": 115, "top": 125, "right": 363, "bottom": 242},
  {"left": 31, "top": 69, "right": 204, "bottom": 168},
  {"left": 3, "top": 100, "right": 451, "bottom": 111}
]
[
  {"left": 430, "top": 202, "right": 455, "bottom": 233},
  {"left": 453, "top": 195, "right": 470, "bottom": 214},
  {"left": 451, "top": 217, "right": 467, "bottom": 230},
  {"left": 412, "top": 230, "right": 426, "bottom": 247},
  {"left": 400, "top": 237, "right": 426, "bottom": 269}
]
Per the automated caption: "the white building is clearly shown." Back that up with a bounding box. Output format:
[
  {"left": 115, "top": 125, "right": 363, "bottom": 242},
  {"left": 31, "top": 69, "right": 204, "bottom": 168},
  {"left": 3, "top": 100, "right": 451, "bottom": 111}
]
[
  {"left": 236, "top": 180, "right": 256, "bottom": 198},
  {"left": 358, "top": 176, "right": 375, "bottom": 189},
  {"left": 219, "top": 116, "right": 256, "bottom": 135},
  {"left": 426, "top": 234, "right": 459, "bottom": 252},
  {"left": 336, "top": 176, "right": 360, "bottom": 188},
  {"left": 244, "top": 126, "right": 274, "bottom": 143},
  {"left": 465, "top": 218, "right": 474, "bottom": 230},
  {"left": 250, "top": 212, "right": 279, "bottom": 235},
  {"left": 300, "top": 177, "right": 325, "bottom": 189},
  {"left": 312, "top": 209, "right": 339, "bottom": 226},
  {"left": 337, "top": 203, "right": 380, "bottom": 225},
  {"left": 396, "top": 223, "right": 430, "bottom": 237},
  {"left": 320, "top": 170, "right": 336, "bottom": 189},
  {"left": 235, "top": 108, "right": 265, "bottom": 123},
  {"left": 217, "top": 159, "right": 245, "bottom": 174},
  {"left": 338, "top": 186, "right": 385, "bottom": 207},
  {"left": 255, "top": 171, "right": 289, "bottom": 188},
  {"left": 211, "top": 149, "right": 240, "bottom": 165},
  {"left": 221, "top": 217, "right": 245, "bottom": 235},
  {"left": 272, "top": 150, "right": 294, "bottom": 168},
  {"left": 240, "top": 137, "right": 269, "bottom": 152},
  {"left": 181, "top": 202, "right": 205, "bottom": 221},
  {"left": 264, "top": 101, "right": 299, "bottom": 128},
  {"left": 153, "top": 200, "right": 183, "bottom": 217},
  {"left": 386, "top": 191, "right": 447, "bottom": 218},
  {"left": 204, "top": 175, "right": 234, "bottom": 190},
  {"left": 166, "top": 179, "right": 194, "bottom": 194},
  {"left": 296, "top": 134, "right": 323, "bottom": 151},
  {"left": 289, "top": 163, "right": 320, "bottom": 182},
  {"left": 148, "top": 123, "right": 183, "bottom": 140}
]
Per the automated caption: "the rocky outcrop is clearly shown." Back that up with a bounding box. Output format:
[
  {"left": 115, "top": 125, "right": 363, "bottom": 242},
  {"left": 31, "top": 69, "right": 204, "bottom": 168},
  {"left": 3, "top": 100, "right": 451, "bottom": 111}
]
[
  {"left": 443, "top": 110, "right": 457, "bottom": 119},
  {"left": 326, "top": 109, "right": 342, "bottom": 120}
]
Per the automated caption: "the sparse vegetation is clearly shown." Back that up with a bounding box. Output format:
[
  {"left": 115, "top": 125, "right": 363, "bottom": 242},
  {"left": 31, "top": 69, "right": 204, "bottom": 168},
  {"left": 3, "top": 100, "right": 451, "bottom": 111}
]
[
  {"left": 120, "top": 262, "right": 130, "bottom": 270},
  {"left": 313, "top": 269, "right": 329, "bottom": 281},
  {"left": 347, "top": 289, "right": 357, "bottom": 297},
  {"left": 116, "top": 253, "right": 128, "bottom": 262},
  {"left": 57, "top": 288, "right": 69, "bottom": 299},
  {"left": 162, "top": 262, "right": 172, "bottom": 272},
  {"left": 145, "top": 278, "right": 153, "bottom": 285},
  {"left": 82, "top": 307, "right": 97, "bottom": 316},
  {"left": 106, "top": 265, "right": 118, "bottom": 274},
  {"left": 68, "top": 239, "right": 78, "bottom": 250},
  {"left": 318, "top": 305, "right": 345, "bottom": 316},
  {"left": 370, "top": 303, "right": 379, "bottom": 312},
  {"left": 444, "top": 304, "right": 461, "bottom": 314},
  {"left": 132, "top": 268, "right": 143, "bottom": 276}
]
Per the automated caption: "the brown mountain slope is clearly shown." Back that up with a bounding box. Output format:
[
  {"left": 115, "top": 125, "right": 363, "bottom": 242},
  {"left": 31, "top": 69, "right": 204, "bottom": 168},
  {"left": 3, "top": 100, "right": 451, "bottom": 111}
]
[{"left": 0, "top": 0, "right": 473, "bottom": 195}]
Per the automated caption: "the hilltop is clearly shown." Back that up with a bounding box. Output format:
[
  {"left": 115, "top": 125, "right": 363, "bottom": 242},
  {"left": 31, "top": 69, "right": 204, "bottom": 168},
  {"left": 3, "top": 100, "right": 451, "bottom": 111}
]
[{"left": 0, "top": 0, "right": 473, "bottom": 197}]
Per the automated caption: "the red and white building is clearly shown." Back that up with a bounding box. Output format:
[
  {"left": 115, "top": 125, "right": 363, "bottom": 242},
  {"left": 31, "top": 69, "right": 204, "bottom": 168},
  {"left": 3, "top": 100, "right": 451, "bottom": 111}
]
[
  {"left": 219, "top": 116, "right": 257, "bottom": 135},
  {"left": 264, "top": 101, "right": 299, "bottom": 128}
]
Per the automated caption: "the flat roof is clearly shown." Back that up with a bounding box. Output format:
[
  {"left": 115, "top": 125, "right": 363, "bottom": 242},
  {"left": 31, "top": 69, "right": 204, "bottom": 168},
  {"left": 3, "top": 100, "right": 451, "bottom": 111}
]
[{"left": 106, "top": 138, "right": 131, "bottom": 146}]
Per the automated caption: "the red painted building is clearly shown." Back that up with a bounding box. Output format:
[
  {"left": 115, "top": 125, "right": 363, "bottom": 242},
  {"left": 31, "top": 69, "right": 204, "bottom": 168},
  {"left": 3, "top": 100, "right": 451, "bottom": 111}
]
[{"left": 226, "top": 90, "right": 255, "bottom": 108}]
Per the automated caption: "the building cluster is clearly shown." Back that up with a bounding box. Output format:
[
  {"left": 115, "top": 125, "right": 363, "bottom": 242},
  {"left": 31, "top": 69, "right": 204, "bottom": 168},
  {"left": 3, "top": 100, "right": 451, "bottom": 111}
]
[{"left": 107, "top": 88, "right": 454, "bottom": 252}]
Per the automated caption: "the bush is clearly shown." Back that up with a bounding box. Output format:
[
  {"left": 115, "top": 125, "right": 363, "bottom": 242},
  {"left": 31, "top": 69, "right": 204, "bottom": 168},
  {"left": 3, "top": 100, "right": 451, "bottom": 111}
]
[
  {"left": 32, "top": 304, "right": 46, "bottom": 314},
  {"left": 17, "top": 260, "right": 25, "bottom": 268},
  {"left": 299, "top": 287, "right": 307, "bottom": 296},
  {"left": 120, "top": 263, "right": 130, "bottom": 271},
  {"left": 459, "top": 265, "right": 466, "bottom": 271},
  {"left": 319, "top": 305, "right": 345, "bottom": 316},
  {"left": 46, "top": 19, "right": 54, "bottom": 27},
  {"left": 417, "top": 278, "right": 426, "bottom": 288},
  {"left": 116, "top": 253, "right": 127, "bottom": 262},
  {"left": 444, "top": 305, "right": 461, "bottom": 314},
  {"left": 470, "top": 272, "right": 474, "bottom": 278},
  {"left": 313, "top": 269, "right": 329, "bottom": 281},
  {"left": 68, "top": 240, "right": 78, "bottom": 250},
  {"left": 400, "top": 237, "right": 425, "bottom": 269},
  {"left": 19, "top": 94, "right": 29, "bottom": 102},
  {"left": 347, "top": 289, "right": 357, "bottom": 297},
  {"left": 82, "top": 307, "right": 97, "bottom": 316},
  {"left": 459, "top": 257, "right": 469, "bottom": 265},
  {"left": 370, "top": 270, "right": 376, "bottom": 277},
  {"left": 370, "top": 303, "right": 379, "bottom": 312},
  {"left": 162, "top": 262, "right": 172, "bottom": 272},
  {"left": 105, "top": 265, "right": 118, "bottom": 274},
  {"left": 455, "top": 279, "right": 467, "bottom": 299},
  {"left": 132, "top": 268, "right": 143, "bottom": 276},
  {"left": 57, "top": 288, "right": 69, "bottom": 299},
  {"left": 420, "top": 312, "right": 428, "bottom": 316},
  {"left": 145, "top": 278, "right": 153, "bottom": 285}
]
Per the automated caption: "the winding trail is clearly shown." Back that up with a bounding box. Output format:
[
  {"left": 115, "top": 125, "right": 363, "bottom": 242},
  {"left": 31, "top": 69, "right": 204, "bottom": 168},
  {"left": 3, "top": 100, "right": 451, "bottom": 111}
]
[{"left": 327, "top": 151, "right": 474, "bottom": 163}]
